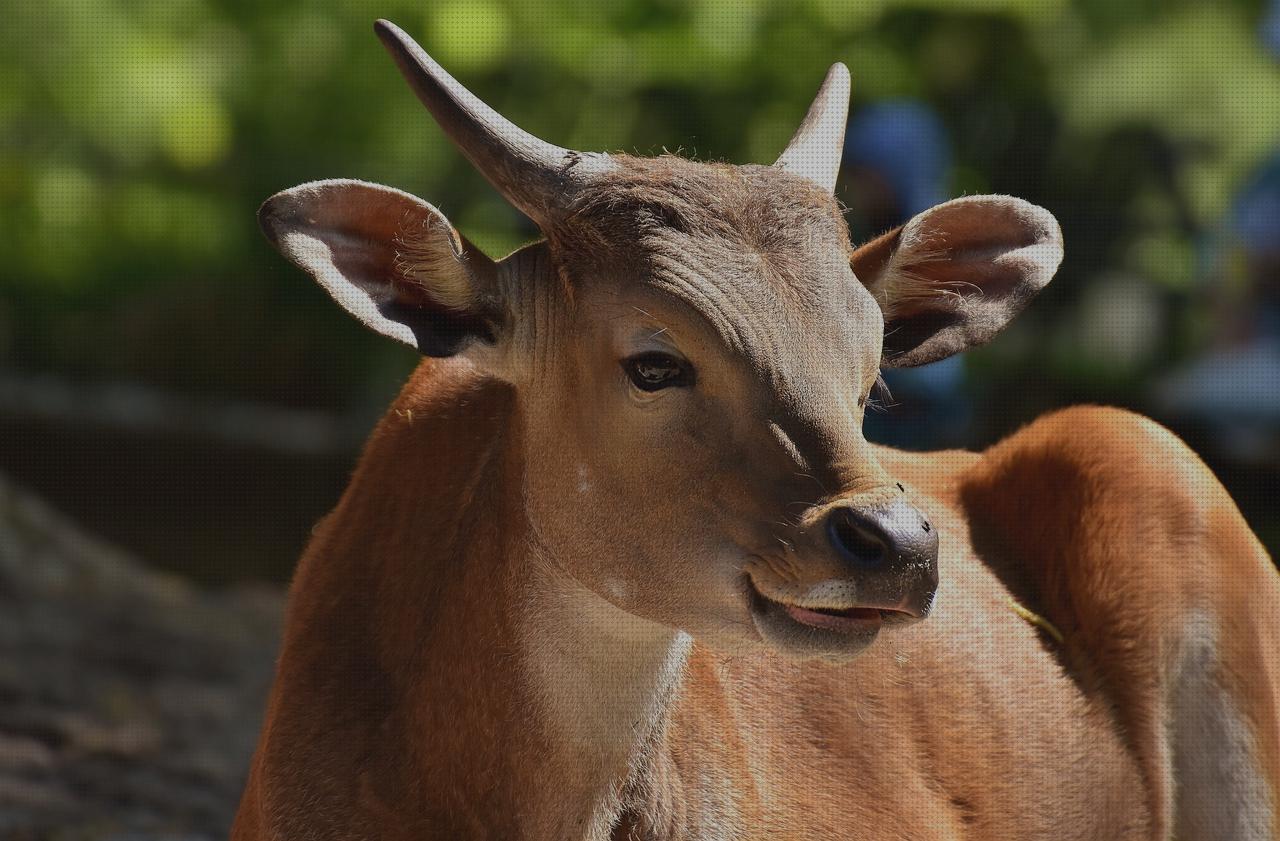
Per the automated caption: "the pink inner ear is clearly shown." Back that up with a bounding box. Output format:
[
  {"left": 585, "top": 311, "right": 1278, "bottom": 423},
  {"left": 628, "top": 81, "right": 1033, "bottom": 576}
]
[
  {"left": 910, "top": 196, "right": 1054, "bottom": 257},
  {"left": 887, "top": 196, "right": 1063, "bottom": 314},
  {"left": 265, "top": 180, "right": 483, "bottom": 313},
  {"left": 320, "top": 229, "right": 402, "bottom": 299},
  {"left": 892, "top": 253, "right": 1033, "bottom": 313}
]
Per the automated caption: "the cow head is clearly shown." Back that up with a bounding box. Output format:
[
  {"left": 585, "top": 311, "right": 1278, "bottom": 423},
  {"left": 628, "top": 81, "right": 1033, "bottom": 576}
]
[{"left": 259, "top": 21, "right": 1063, "bottom": 661}]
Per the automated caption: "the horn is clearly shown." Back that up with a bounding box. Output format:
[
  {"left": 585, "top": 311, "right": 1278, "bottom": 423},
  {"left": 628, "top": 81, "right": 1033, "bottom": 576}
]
[
  {"left": 774, "top": 63, "right": 851, "bottom": 194},
  {"left": 374, "top": 19, "right": 613, "bottom": 226}
]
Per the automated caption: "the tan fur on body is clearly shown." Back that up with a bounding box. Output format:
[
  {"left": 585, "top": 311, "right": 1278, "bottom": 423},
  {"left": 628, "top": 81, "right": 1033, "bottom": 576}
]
[
  {"left": 237, "top": 23, "right": 1279, "bottom": 839},
  {"left": 234, "top": 359, "right": 1277, "bottom": 839}
]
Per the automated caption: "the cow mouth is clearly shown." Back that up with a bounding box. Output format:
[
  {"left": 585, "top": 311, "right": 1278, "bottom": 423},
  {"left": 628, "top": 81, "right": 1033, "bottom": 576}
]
[
  {"left": 778, "top": 602, "right": 886, "bottom": 632},
  {"left": 747, "top": 580, "right": 916, "bottom": 631},
  {"left": 745, "top": 578, "right": 915, "bottom": 658}
]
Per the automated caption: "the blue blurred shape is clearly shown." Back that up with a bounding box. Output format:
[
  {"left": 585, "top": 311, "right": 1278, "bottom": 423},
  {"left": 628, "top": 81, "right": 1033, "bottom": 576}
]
[
  {"left": 844, "top": 100, "right": 951, "bottom": 218},
  {"left": 1232, "top": 152, "right": 1280, "bottom": 256},
  {"left": 1261, "top": 0, "right": 1280, "bottom": 58}
]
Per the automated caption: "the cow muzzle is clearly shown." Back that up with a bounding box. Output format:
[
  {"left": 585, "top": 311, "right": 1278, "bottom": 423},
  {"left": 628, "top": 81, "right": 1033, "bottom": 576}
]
[
  {"left": 746, "top": 496, "right": 939, "bottom": 660},
  {"left": 824, "top": 498, "right": 938, "bottom": 617}
]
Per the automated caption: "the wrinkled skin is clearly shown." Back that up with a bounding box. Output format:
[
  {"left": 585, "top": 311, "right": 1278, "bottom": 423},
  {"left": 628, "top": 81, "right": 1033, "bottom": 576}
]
[
  {"left": 233, "top": 22, "right": 1280, "bottom": 841},
  {"left": 518, "top": 164, "right": 893, "bottom": 655},
  {"left": 259, "top": 159, "right": 1060, "bottom": 661}
]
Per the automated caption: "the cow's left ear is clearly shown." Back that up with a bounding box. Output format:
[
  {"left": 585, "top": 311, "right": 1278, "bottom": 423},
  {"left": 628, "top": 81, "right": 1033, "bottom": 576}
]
[
  {"left": 850, "top": 195, "right": 1063, "bottom": 368},
  {"left": 258, "top": 179, "right": 503, "bottom": 358}
]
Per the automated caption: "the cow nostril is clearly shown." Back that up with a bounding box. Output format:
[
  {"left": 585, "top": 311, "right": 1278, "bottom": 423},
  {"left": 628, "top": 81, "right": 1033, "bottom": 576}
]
[{"left": 827, "top": 509, "right": 888, "bottom": 566}]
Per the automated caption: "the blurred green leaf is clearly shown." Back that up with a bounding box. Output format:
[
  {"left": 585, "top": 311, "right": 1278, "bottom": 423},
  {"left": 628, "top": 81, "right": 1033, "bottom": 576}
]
[{"left": 0, "top": 0, "right": 1270, "bottom": 415}]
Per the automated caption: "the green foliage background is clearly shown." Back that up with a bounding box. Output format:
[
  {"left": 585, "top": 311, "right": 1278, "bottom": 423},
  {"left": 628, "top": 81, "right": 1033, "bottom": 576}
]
[
  {"left": 4, "top": 0, "right": 1274, "bottom": 409},
  {"left": 3, "top": 0, "right": 1278, "bottom": 576}
]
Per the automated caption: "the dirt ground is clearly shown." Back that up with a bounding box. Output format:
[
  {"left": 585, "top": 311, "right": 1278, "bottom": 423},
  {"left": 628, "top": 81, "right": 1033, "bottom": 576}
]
[{"left": 0, "top": 474, "right": 282, "bottom": 840}]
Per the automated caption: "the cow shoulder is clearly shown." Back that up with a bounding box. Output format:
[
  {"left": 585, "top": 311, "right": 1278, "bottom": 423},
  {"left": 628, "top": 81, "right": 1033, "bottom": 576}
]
[{"left": 959, "top": 405, "right": 1280, "bottom": 839}]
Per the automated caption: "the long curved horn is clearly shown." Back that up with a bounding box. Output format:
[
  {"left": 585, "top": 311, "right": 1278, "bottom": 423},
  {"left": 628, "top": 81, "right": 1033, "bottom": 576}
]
[
  {"left": 774, "top": 63, "right": 851, "bottom": 194},
  {"left": 374, "top": 19, "right": 613, "bottom": 226}
]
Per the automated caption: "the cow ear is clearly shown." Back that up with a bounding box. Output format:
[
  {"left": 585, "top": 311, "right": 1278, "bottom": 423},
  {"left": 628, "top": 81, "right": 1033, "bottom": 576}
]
[
  {"left": 258, "top": 179, "right": 502, "bottom": 358},
  {"left": 850, "top": 195, "right": 1063, "bottom": 368}
]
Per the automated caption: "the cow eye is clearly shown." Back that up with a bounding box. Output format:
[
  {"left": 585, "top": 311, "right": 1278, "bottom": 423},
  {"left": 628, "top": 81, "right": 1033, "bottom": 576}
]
[{"left": 623, "top": 352, "right": 694, "bottom": 392}]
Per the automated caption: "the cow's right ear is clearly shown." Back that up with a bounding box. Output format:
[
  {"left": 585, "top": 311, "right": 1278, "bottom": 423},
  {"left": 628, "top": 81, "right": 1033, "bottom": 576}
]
[{"left": 258, "top": 179, "right": 502, "bottom": 358}]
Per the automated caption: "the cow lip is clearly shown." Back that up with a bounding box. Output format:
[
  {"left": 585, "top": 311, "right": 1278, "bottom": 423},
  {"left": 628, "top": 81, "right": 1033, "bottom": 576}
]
[
  {"left": 781, "top": 602, "right": 883, "bottom": 633},
  {"left": 746, "top": 579, "right": 911, "bottom": 635}
]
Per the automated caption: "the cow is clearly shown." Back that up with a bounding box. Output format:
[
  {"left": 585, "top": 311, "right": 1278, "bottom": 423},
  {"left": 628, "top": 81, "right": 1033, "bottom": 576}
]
[{"left": 232, "top": 20, "right": 1280, "bottom": 841}]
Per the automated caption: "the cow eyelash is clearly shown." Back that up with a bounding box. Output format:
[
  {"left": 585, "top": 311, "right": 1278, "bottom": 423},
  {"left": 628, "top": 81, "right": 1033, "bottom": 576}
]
[
  {"left": 623, "top": 352, "right": 695, "bottom": 392},
  {"left": 865, "top": 372, "right": 894, "bottom": 413}
]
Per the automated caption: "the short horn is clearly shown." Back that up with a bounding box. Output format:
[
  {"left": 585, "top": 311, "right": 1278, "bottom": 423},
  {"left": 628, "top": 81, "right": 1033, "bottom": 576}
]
[
  {"left": 374, "top": 19, "right": 613, "bottom": 226},
  {"left": 774, "top": 63, "right": 851, "bottom": 194}
]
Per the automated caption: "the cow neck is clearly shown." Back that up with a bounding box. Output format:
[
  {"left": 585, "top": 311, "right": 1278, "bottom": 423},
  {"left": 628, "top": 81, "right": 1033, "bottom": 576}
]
[{"left": 319, "top": 360, "right": 690, "bottom": 837}]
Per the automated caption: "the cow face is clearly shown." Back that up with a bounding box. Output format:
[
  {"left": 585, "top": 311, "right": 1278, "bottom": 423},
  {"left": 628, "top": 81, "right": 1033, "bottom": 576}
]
[{"left": 258, "top": 22, "right": 1062, "bottom": 661}]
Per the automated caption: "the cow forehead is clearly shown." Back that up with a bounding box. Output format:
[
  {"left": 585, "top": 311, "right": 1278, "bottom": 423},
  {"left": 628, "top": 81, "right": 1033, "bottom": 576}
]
[
  {"left": 563, "top": 155, "right": 849, "bottom": 255},
  {"left": 639, "top": 225, "right": 875, "bottom": 361},
  {"left": 557, "top": 156, "right": 882, "bottom": 390}
]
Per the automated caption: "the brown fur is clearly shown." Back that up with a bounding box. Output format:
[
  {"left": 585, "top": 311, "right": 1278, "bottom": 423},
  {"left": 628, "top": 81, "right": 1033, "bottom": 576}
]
[
  {"left": 233, "top": 361, "right": 1278, "bottom": 840},
  {"left": 244, "top": 49, "right": 1274, "bottom": 836}
]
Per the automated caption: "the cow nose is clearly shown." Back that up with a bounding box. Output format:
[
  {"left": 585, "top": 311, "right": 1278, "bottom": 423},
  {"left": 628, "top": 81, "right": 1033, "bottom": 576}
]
[
  {"left": 827, "top": 499, "right": 935, "bottom": 567},
  {"left": 826, "top": 498, "right": 939, "bottom": 615}
]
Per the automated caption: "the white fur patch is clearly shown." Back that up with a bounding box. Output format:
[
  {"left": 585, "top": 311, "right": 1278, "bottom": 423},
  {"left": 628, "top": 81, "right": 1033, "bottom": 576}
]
[
  {"left": 521, "top": 568, "right": 691, "bottom": 754},
  {"left": 1170, "top": 613, "right": 1274, "bottom": 840}
]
